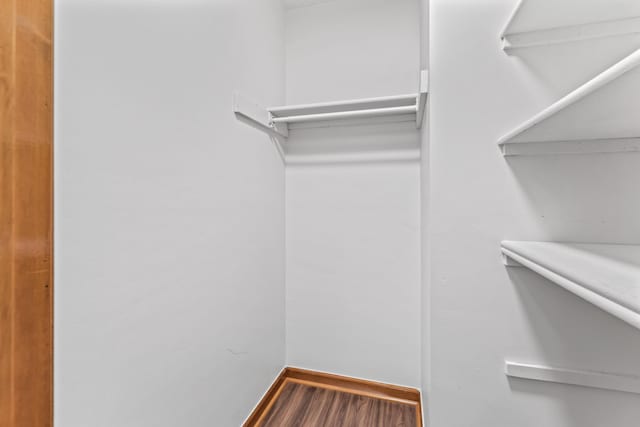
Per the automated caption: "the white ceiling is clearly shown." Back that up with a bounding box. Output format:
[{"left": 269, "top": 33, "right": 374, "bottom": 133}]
[{"left": 283, "top": 0, "right": 342, "bottom": 10}]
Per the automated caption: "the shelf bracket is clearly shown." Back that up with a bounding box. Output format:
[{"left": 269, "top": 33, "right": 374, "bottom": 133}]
[
  {"left": 416, "top": 69, "right": 429, "bottom": 129},
  {"left": 233, "top": 92, "right": 288, "bottom": 138},
  {"left": 502, "top": 251, "right": 523, "bottom": 267}
]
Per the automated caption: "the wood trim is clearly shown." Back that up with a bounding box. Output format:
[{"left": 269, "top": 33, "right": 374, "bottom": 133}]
[
  {"left": 243, "top": 368, "right": 289, "bottom": 427},
  {"left": 0, "top": 0, "right": 54, "bottom": 426},
  {"left": 286, "top": 367, "right": 421, "bottom": 405},
  {"left": 243, "top": 367, "right": 423, "bottom": 427}
]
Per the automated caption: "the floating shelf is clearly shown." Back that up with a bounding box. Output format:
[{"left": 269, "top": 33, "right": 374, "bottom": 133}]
[
  {"left": 501, "top": 0, "right": 640, "bottom": 52},
  {"left": 505, "top": 361, "right": 640, "bottom": 395},
  {"left": 501, "top": 241, "right": 640, "bottom": 330},
  {"left": 234, "top": 70, "right": 428, "bottom": 138},
  {"left": 498, "top": 48, "right": 640, "bottom": 156}
]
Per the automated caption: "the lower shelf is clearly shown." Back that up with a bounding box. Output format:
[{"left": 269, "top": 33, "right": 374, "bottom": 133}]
[
  {"left": 500, "top": 137, "right": 640, "bottom": 156},
  {"left": 501, "top": 241, "right": 640, "bottom": 330},
  {"left": 505, "top": 361, "right": 640, "bottom": 395},
  {"left": 244, "top": 367, "right": 422, "bottom": 427}
]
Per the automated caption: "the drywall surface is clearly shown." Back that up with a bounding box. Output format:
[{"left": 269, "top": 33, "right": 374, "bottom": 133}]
[
  {"left": 429, "top": 0, "right": 640, "bottom": 426},
  {"left": 284, "top": 0, "right": 422, "bottom": 388},
  {"left": 54, "top": 1, "right": 285, "bottom": 426},
  {"left": 419, "top": 0, "right": 431, "bottom": 420},
  {"left": 285, "top": 0, "right": 421, "bottom": 104}
]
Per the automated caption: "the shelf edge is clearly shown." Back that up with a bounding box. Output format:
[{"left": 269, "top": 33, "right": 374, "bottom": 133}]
[
  {"left": 500, "top": 137, "right": 640, "bottom": 156},
  {"left": 503, "top": 15, "right": 640, "bottom": 52},
  {"left": 500, "top": 243, "right": 640, "bottom": 330},
  {"left": 505, "top": 361, "right": 640, "bottom": 395}
]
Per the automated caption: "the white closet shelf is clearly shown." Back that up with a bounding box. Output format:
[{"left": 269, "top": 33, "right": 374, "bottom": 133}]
[
  {"left": 269, "top": 94, "right": 419, "bottom": 124},
  {"left": 505, "top": 361, "right": 640, "bottom": 395},
  {"left": 234, "top": 70, "right": 428, "bottom": 137},
  {"left": 500, "top": 0, "right": 640, "bottom": 51},
  {"left": 498, "top": 48, "right": 640, "bottom": 156},
  {"left": 501, "top": 241, "right": 640, "bottom": 330},
  {"left": 502, "top": 16, "right": 640, "bottom": 52}
]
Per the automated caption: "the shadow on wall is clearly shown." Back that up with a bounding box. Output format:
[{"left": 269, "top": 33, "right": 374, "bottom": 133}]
[
  {"left": 504, "top": 152, "right": 640, "bottom": 244},
  {"left": 505, "top": 37, "right": 640, "bottom": 102},
  {"left": 506, "top": 377, "right": 640, "bottom": 427},
  {"left": 505, "top": 267, "right": 640, "bottom": 427},
  {"left": 282, "top": 119, "right": 421, "bottom": 166}
]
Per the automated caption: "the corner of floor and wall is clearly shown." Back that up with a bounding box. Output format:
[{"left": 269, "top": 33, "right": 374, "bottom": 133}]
[{"left": 282, "top": 0, "right": 423, "bottom": 393}]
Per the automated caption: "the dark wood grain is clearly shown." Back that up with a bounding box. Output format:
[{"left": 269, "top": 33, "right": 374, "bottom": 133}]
[
  {"left": 244, "top": 369, "right": 289, "bottom": 426},
  {"left": 285, "top": 367, "right": 421, "bottom": 405},
  {"left": 260, "top": 381, "right": 417, "bottom": 427}
]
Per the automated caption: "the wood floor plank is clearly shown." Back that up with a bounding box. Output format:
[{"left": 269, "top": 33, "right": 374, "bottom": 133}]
[{"left": 260, "top": 380, "right": 417, "bottom": 427}]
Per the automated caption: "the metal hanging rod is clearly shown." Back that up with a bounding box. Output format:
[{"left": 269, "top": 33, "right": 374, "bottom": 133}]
[
  {"left": 268, "top": 93, "right": 418, "bottom": 115},
  {"left": 270, "top": 105, "right": 418, "bottom": 124}
]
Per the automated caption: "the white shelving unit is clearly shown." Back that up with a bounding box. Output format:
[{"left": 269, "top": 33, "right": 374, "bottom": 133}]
[
  {"left": 234, "top": 70, "right": 428, "bottom": 138},
  {"left": 501, "top": 0, "right": 640, "bottom": 52},
  {"left": 501, "top": 241, "right": 640, "bottom": 330},
  {"left": 498, "top": 48, "right": 640, "bottom": 156}
]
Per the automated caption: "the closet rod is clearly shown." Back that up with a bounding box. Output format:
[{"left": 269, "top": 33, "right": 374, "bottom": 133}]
[{"left": 270, "top": 105, "right": 417, "bottom": 124}]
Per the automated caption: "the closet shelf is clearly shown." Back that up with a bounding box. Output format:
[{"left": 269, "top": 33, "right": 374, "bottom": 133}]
[
  {"left": 502, "top": 16, "right": 640, "bottom": 52},
  {"left": 234, "top": 70, "right": 428, "bottom": 137},
  {"left": 269, "top": 94, "right": 419, "bottom": 125},
  {"left": 498, "top": 48, "right": 640, "bottom": 156},
  {"left": 501, "top": 241, "right": 640, "bottom": 330},
  {"left": 501, "top": 0, "right": 640, "bottom": 52}
]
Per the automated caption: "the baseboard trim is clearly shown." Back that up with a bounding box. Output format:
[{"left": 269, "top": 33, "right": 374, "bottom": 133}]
[
  {"left": 243, "top": 368, "right": 289, "bottom": 427},
  {"left": 243, "top": 367, "right": 423, "bottom": 426}
]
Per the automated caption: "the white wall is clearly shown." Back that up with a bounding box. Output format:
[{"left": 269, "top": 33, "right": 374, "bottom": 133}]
[
  {"left": 54, "top": 1, "right": 285, "bottom": 426},
  {"left": 428, "top": 1, "right": 640, "bottom": 426},
  {"left": 419, "top": 0, "right": 431, "bottom": 419},
  {"left": 284, "top": 0, "right": 423, "bottom": 388},
  {"left": 285, "top": 0, "right": 421, "bottom": 104}
]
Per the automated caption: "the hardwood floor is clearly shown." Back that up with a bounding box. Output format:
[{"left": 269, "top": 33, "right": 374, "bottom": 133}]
[
  {"left": 244, "top": 368, "right": 422, "bottom": 427},
  {"left": 261, "top": 381, "right": 417, "bottom": 426}
]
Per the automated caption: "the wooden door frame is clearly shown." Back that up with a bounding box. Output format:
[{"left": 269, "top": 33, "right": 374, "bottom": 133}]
[{"left": 1, "top": 0, "right": 54, "bottom": 426}]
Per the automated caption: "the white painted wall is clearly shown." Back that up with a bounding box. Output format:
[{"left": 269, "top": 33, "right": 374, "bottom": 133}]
[
  {"left": 419, "top": 0, "right": 431, "bottom": 421},
  {"left": 54, "top": 1, "right": 285, "bottom": 426},
  {"left": 428, "top": 0, "right": 640, "bottom": 426},
  {"left": 285, "top": 0, "right": 421, "bottom": 104},
  {"left": 284, "top": 0, "right": 423, "bottom": 388}
]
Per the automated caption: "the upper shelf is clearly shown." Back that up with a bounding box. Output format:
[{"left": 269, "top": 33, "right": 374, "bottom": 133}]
[
  {"left": 234, "top": 70, "right": 428, "bottom": 138},
  {"left": 501, "top": 240, "right": 640, "bottom": 330},
  {"left": 269, "top": 93, "right": 420, "bottom": 128},
  {"left": 498, "top": 48, "right": 640, "bottom": 156},
  {"left": 501, "top": 0, "right": 640, "bottom": 52}
]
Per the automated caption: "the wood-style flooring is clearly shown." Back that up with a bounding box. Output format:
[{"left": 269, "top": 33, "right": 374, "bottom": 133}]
[
  {"left": 261, "top": 381, "right": 417, "bottom": 426},
  {"left": 244, "top": 368, "right": 422, "bottom": 427}
]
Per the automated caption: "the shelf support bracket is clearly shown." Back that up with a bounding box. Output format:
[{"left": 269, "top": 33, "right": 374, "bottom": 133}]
[
  {"left": 416, "top": 69, "right": 429, "bottom": 129},
  {"left": 233, "top": 92, "right": 288, "bottom": 138},
  {"left": 502, "top": 251, "right": 523, "bottom": 267}
]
